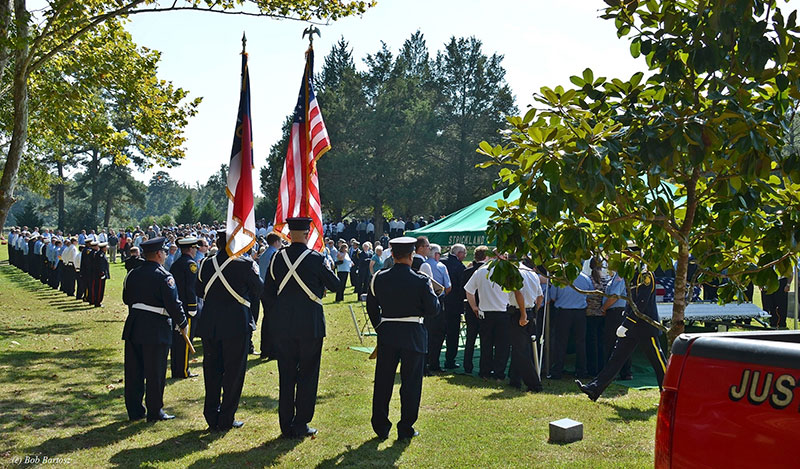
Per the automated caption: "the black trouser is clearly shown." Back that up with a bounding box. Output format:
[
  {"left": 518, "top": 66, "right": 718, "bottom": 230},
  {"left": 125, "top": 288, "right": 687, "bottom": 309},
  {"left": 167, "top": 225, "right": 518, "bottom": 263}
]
[
  {"left": 444, "top": 307, "right": 462, "bottom": 366},
  {"left": 62, "top": 265, "right": 75, "bottom": 296},
  {"left": 201, "top": 334, "right": 249, "bottom": 430},
  {"left": 586, "top": 316, "right": 605, "bottom": 377},
  {"left": 478, "top": 311, "right": 511, "bottom": 379},
  {"left": 508, "top": 308, "right": 542, "bottom": 391},
  {"left": 171, "top": 317, "right": 194, "bottom": 378},
  {"left": 551, "top": 307, "right": 587, "bottom": 378},
  {"left": 463, "top": 305, "right": 480, "bottom": 374},
  {"left": 336, "top": 271, "right": 349, "bottom": 301},
  {"left": 764, "top": 278, "right": 790, "bottom": 328},
  {"left": 603, "top": 307, "right": 631, "bottom": 378},
  {"left": 49, "top": 263, "right": 62, "bottom": 289},
  {"left": 425, "top": 300, "right": 447, "bottom": 371},
  {"left": 124, "top": 341, "right": 169, "bottom": 420},
  {"left": 372, "top": 342, "right": 425, "bottom": 438},
  {"left": 589, "top": 325, "right": 667, "bottom": 395},
  {"left": 350, "top": 268, "right": 360, "bottom": 294},
  {"left": 276, "top": 337, "right": 323, "bottom": 436}
]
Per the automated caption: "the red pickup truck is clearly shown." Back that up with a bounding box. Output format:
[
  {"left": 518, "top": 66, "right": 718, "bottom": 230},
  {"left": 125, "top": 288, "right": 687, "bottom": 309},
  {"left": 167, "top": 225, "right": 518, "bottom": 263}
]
[{"left": 655, "top": 330, "right": 800, "bottom": 468}]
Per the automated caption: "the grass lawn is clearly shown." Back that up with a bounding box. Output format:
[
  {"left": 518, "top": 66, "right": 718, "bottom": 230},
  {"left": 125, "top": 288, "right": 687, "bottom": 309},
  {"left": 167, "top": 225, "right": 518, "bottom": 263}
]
[{"left": 0, "top": 248, "right": 661, "bottom": 468}]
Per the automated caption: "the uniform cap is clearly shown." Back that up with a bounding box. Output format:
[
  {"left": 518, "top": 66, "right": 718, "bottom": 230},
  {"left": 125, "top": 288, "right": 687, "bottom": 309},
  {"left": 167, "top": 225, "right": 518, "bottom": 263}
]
[
  {"left": 177, "top": 237, "right": 199, "bottom": 248},
  {"left": 42, "top": 237, "right": 50, "bottom": 243},
  {"left": 287, "top": 217, "right": 312, "bottom": 231},
  {"left": 141, "top": 237, "right": 168, "bottom": 254},
  {"left": 98, "top": 242, "right": 108, "bottom": 248},
  {"left": 389, "top": 236, "right": 417, "bottom": 256},
  {"left": 84, "top": 239, "right": 94, "bottom": 246}
]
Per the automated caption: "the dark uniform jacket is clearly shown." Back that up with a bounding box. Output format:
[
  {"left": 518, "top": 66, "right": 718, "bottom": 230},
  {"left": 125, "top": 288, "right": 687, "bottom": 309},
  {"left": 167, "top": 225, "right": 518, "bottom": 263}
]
[
  {"left": 125, "top": 256, "right": 145, "bottom": 272},
  {"left": 122, "top": 261, "right": 188, "bottom": 344},
  {"left": 262, "top": 243, "right": 341, "bottom": 339},
  {"left": 196, "top": 251, "right": 262, "bottom": 340},
  {"left": 367, "top": 263, "right": 439, "bottom": 353},
  {"left": 441, "top": 254, "right": 466, "bottom": 312},
  {"left": 94, "top": 251, "right": 110, "bottom": 279},
  {"left": 622, "top": 270, "right": 659, "bottom": 336},
  {"left": 80, "top": 247, "right": 94, "bottom": 279},
  {"left": 170, "top": 253, "right": 198, "bottom": 317}
]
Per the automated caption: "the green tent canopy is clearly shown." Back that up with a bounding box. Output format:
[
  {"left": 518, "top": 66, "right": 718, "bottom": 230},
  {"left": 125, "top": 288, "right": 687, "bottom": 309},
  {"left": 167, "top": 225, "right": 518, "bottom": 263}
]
[{"left": 405, "top": 188, "right": 521, "bottom": 247}]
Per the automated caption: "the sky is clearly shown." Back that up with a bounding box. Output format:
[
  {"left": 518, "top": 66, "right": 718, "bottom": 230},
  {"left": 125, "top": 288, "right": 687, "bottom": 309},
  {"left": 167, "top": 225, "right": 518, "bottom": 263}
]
[{"left": 125, "top": 0, "right": 648, "bottom": 196}]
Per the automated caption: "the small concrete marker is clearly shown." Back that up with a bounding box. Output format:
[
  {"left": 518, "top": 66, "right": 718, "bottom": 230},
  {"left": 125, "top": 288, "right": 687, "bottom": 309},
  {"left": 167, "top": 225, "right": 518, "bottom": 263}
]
[{"left": 549, "top": 418, "right": 583, "bottom": 443}]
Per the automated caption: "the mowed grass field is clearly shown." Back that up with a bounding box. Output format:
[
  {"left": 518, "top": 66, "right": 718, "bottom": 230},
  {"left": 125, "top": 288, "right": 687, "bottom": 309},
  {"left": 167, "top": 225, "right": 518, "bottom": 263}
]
[{"left": 0, "top": 247, "right": 661, "bottom": 468}]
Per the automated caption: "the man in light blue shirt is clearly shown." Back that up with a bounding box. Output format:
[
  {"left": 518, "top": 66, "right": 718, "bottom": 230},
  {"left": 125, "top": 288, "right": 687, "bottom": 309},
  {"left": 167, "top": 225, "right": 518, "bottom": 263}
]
[
  {"left": 549, "top": 271, "right": 594, "bottom": 379},
  {"left": 258, "top": 233, "right": 282, "bottom": 283}
]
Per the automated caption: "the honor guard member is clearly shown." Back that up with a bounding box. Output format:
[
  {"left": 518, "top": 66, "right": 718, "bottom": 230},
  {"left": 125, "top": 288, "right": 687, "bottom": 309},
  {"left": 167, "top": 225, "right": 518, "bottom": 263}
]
[
  {"left": 122, "top": 237, "right": 189, "bottom": 421},
  {"left": 93, "top": 242, "right": 109, "bottom": 307},
  {"left": 77, "top": 240, "right": 94, "bottom": 301},
  {"left": 196, "top": 230, "right": 263, "bottom": 431},
  {"left": 169, "top": 237, "right": 200, "bottom": 379},
  {"left": 576, "top": 247, "right": 667, "bottom": 400},
  {"left": 262, "top": 217, "right": 340, "bottom": 438},
  {"left": 367, "top": 237, "right": 439, "bottom": 440},
  {"left": 41, "top": 236, "right": 52, "bottom": 285}
]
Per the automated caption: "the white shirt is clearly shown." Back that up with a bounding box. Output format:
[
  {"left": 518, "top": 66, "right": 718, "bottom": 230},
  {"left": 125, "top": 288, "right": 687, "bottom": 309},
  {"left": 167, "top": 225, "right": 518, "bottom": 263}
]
[
  {"left": 257, "top": 227, "right": 268, "bottom": 237},
  {"left": 61, "top": 244, "right": 77, "bottom": 264},
  {"left": 463, "top": 265, "right": 509, "bottom": 312},
  {"left": 509, "top": 267, "right": 543, "bottom": 309},
  {"left": 336, "top": 221, "right": 345, "bottom": 232},
  {"left": 366, "top": 222, "right": 374, "bottom": 233}
]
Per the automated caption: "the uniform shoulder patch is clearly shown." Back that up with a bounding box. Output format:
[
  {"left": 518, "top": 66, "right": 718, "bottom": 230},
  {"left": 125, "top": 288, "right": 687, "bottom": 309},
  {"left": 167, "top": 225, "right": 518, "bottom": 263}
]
[
  {"left": 167, "top": 276, "right": 176, "bottom": 288},
  {"left": 189, "top": 262, "right": 198, "bottom": 274}
]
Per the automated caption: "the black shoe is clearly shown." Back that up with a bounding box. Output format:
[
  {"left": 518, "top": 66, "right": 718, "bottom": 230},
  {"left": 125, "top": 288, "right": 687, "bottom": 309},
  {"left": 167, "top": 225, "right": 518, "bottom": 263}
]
[
  {"left": 231, "top": 420, "right": 244, "bottom": 428},
  {"left": 129, "top": 414, "right": 146, "bottom": 422},
  {"left": 443, "top": 361, "right": 459, "bottom": 369},
  {"left": 509, "top": 381, "right": 522, "bottom": 389},
  {"left": 528, "top": 386, "right": 544, "bottom": 393},
  {"left": 187, "top": 372, "right": 199, "bottom": 378},
  {"left": 147, "top": 411, "right": 175, "bottom": 422},
  {"left": 546, "top": 374, "right": 562, "bottom": 380},
  {"left": 398, "top": 430, "right": 419, "bottom": 440},
  {"left": 575, "top": 379, "right": 600, "bottom": 402},
  {"left": 376, "top": 433, "right": 389, "bottom": 441}
]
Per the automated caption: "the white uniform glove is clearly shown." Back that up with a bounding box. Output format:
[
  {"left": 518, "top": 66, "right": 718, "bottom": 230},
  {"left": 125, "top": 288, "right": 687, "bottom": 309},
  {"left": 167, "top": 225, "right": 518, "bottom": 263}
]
[{"left": 616, "top": 325, "right": 628, "bottom": 338}]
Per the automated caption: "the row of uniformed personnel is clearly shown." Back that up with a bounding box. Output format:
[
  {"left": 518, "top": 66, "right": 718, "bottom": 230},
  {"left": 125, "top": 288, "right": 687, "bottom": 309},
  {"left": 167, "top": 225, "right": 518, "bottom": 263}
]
[{"left": 7, "top": 228, "right": 110, "bottom": 306}]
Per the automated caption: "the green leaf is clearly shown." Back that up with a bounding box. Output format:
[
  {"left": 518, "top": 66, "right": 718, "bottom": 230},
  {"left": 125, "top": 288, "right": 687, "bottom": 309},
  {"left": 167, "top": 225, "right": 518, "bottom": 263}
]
[
  {"left": 582, "top": 68, "right": 594, "bottom": 85},
  {"left": 630, "top": 39, "right": 641, "bottom": 58}
]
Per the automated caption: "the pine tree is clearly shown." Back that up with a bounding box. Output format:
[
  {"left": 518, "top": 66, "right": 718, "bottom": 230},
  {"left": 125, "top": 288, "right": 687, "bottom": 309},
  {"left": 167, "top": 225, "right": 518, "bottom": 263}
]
[
  {"left": 198, "top": 200, "right": 222, "bottom": 225},
  {"left": 175, "top": 194, "right": 199, "bottom": 225}
]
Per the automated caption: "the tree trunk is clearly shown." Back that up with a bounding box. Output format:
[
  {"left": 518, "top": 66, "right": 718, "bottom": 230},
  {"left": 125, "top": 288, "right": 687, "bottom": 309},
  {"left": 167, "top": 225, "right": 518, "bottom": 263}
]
[
  {"left": 669, "top": 242, "right": 690, "bottom": 344},
  {"left": 0, "top": 0, "right": 30, "bottom": 231},
  {"left": 0, "top": 0, "right": 12, "bottom": 82},
  {"left": 88, "top": 149, "right": 100, "bottom": 229},
  {"left": 373, "top": 202, "right": 384, "bottom": 237},
  {"left": 103, "top": 196, "right": 112, "bottom": 229},
  {"left": 56, "top": 160, "right": 65, "bottom": 230}
]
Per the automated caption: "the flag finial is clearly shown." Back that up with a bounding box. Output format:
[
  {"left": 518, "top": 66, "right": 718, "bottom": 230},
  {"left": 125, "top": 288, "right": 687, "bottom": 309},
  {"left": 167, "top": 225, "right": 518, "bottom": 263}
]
[
  {"left": 242, "top": 32, "right": 247, "bottom": 54},
  {"left": 302, "top": 25, "right": 320, "bottom": 47}
]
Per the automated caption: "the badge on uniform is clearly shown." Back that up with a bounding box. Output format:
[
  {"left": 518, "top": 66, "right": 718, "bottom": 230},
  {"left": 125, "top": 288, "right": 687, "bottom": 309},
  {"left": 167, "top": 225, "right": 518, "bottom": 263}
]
[
  {"left": 190, "top": 263, "right": 198, "bottom": 274},
  {"left": 167, "top": 277, "right": 176, "bottom": 288},
  {"left": 641, "top": 273, "right": 651, "bottom": 287}
]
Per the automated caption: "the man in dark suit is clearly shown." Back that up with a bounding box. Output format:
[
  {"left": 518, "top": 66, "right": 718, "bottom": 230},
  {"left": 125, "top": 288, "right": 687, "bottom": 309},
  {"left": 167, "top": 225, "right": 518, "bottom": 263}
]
[
  {"left": 169, "top": 237, "right": 200, "bottom": 379},
  {"left": 196, "top": 230, "right": 263, "bottom": 431},
  {"left": 77, "top": 240, "right": 94, "bottom": 301},
  {"left": 262, "top": 217, "right": 340, "bottom": 438},
  {"left": 367, "top": 236, "right": 439, "bottom": 440},
  {"left": 461, "top": 246, "right": 488, "bottom": 374},
  {"left": 122, "top": 237, "right": 189, "bottom": 422},
  {"left": 440, "top": 244, "right": 467, "bottom": 369}
]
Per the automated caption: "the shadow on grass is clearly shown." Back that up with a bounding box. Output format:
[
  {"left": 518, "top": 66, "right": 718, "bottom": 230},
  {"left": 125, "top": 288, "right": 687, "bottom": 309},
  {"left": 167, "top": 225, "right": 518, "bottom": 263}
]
[
  {"left": 0, "top": 387, "right": 125, "bottom": 431},
  {"left": 0, "top": 347, "right": 116, "bottom": 383},
  {"left": 1, "top": 265, "right": 97, "bottom": 313},
  {"left": 601, "top": 400, "right": 657, "bottom": 422},
  {"left": 316, "top": 437, "right": 410, "bottom": 468},
  {"left": 24, "top": 419, "right": 150, "bottom": 459},
  {"left": 185, "top": 434, "right": 302, "bottom": 468},
  {"left": 109, "top": 429, "right": 224, "bottom": 468},
  {"left": 0, "top": 322, "right": 88, "bottom": 339}
]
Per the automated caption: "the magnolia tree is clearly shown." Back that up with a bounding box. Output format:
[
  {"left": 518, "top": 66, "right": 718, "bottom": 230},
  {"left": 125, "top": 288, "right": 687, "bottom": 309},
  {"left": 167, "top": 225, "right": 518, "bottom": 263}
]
[{"left": 480, "top": 0, "right": 800, "bottom": 343}]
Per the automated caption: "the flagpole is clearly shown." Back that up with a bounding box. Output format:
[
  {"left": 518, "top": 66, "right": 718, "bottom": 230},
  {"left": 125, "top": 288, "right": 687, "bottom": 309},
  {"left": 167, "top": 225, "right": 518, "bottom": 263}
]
[{"left": 242, "top": 31, "right": 247, "bottom": 55}]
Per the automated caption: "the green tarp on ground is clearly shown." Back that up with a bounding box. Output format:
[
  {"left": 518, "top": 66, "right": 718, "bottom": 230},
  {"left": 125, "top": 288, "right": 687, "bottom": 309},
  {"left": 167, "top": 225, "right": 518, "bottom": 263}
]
[{"left": 405, "top": 187, "right": 521, "bottom": 247}]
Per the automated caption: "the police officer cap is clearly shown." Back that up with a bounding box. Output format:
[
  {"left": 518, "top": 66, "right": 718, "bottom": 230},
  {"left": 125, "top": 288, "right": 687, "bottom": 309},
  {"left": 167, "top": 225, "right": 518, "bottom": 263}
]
[
  {"left": 287, "top": 217, "right": 312, "bottom": 231},
  {"left": 177, "top": 236, "right": 199, "bottom": 248},
  {"left": 141, "top": 237, "right": 168, "bottom": 254},
  {"left": 98, "top": 242, "right": 108, "bottom": 248},
  {"left": 42, "top": 237, "right": 51, "bottom": 243},
  {"left": 389, "top": 236, "right": 417, "bottom": 256},
  {"left": 84, "top": 239, "right": 93, "bottom": 246}
]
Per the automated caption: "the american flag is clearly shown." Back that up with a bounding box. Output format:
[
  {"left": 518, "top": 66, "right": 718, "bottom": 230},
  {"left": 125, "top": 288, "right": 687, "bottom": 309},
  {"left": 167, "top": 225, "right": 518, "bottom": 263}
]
[
  {"left": 274, "top": 46, "right": 330, "bottom": 251},
  {"left": 225, "top": 51, "right": 256, "bottom": 257}
]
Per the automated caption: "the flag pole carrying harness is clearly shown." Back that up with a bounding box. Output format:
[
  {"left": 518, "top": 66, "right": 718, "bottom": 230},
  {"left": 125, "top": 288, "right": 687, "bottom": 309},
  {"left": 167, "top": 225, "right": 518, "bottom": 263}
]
[
  {"left": 202, "top": 256, "right": 251, "bottom": 308},
  {"left": 272, "top": 249, "right": 323, "bottom": 305}
]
